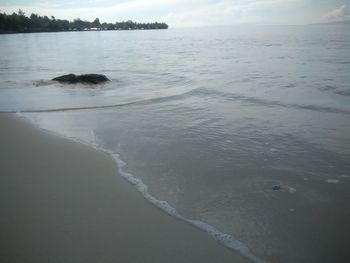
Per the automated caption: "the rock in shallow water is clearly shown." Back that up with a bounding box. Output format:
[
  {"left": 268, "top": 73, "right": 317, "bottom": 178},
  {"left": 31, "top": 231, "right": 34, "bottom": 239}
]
[
  {"left": 52, "top": 74, "right": 109, "bottom": 84},
  {"left": 272, "top": 185, "right": 282, "bottom": 191}
]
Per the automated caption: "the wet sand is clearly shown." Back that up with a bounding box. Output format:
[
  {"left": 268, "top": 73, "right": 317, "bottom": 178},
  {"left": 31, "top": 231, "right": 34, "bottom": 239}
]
[{"left": 0, "top": 114, "right": 249, "bottom": 263}]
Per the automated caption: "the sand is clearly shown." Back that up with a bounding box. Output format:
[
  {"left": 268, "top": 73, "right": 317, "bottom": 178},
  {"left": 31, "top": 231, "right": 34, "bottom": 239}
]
[{"left": 0, "top": 114, "right": 249, "bottom": 263}]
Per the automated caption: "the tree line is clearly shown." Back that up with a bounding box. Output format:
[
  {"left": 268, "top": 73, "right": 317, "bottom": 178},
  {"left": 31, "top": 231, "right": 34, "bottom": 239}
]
[{"left": 0, "top": 10, "right": 168, "bottom": 33}]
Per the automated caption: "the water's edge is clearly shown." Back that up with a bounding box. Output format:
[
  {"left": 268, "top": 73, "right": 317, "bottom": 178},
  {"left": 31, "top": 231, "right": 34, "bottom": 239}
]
[{"left": 15, "top": 112, "right": 265, "bottom": 263}]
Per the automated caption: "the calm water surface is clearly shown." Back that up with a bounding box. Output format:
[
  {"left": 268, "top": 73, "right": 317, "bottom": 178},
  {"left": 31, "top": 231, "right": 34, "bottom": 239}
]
[{"left": 1, "top": 25, "right": 350, "bottom": 263}]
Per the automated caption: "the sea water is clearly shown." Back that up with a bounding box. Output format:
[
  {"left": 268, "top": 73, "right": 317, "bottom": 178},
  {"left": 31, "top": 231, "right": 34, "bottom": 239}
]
[{"left": 1, "top": 24, "right": 350, "bottom": 263}]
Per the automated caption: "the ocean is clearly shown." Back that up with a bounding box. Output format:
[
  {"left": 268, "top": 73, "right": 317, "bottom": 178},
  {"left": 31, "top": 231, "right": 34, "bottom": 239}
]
[{"left": 1, "top": 24, "right": 350, "bottom": 263}]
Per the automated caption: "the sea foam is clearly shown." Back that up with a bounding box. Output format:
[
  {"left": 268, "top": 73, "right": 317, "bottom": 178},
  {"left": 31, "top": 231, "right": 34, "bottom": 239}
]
[
  {"left": 112, "top": 152, "right": 265, "bottom": 263},
  {"left": 16, "top": 112, "right": 265, "bottom": 263}
]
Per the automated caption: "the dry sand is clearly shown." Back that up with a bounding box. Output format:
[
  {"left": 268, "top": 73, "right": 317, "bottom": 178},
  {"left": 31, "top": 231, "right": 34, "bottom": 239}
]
[{"left": 0, "top": 114, "right": 249, "bottom": 263}]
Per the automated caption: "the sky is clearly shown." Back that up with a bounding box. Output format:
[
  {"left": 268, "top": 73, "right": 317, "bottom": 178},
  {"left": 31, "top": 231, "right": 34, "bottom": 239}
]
[{"left": 0, "top": 0, "right": 349, "bottom": 27}]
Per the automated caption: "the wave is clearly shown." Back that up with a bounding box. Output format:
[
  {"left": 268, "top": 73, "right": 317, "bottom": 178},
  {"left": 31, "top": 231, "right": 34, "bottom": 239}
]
[
  {"left": 113, "top": 153, "right": 265, "bottom": 263},
  {"left": 2, "top": 86, "right": 347, "bottom": 116},
  {"left": 0, "top": 89, "right": 196, "bottom": 113},
  {"left": 16, "top": 112, "right": 266, "bottom": 263},
  {"left": 191, "top": 87, "right": 350, "bottom": 115}
]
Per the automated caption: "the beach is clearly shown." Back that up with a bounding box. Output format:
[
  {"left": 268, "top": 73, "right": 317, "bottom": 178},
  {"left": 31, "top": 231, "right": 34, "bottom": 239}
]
[
  {"left": 1, "top": 25, "right": 350, "bottom": 262},
  {"left": 0, "top": 113, "right": 249, "bottom": 263}
]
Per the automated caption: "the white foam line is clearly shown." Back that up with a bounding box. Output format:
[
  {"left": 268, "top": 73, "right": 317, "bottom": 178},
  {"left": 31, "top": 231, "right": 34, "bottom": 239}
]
[
  {"left": 15, "top": 112, "right": 265, "bottom": 263},
  {"left": 112, "top": 152, "right": 265, "bottom": 263}
]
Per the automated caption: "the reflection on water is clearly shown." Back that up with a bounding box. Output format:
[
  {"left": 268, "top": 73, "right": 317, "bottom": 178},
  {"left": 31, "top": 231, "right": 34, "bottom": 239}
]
[{"left": 1, "top": 25, "right": 350, "bottom": 263}]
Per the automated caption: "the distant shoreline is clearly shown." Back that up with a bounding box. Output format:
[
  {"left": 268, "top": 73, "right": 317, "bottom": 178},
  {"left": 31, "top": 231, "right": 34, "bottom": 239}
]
[
  {"left": 0, "top": 10, "right": 168, "bottom": 35},
  {"left": 0, "top": 28, "right": 168, "bottom": 35}
]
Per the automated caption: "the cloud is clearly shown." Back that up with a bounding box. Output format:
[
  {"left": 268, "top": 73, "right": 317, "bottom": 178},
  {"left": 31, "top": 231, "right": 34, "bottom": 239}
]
[
  {"left": 323, "top": 4, "right": 350, "bottom": 21},
  {"left": 162, "top": 0, "right": 301, "bottom": 27},
  {"left": 162, "top": 1, "right": 262, "bottom": 27}
]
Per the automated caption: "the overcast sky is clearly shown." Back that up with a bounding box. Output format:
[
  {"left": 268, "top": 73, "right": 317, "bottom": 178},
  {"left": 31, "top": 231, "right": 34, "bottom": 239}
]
[{"left": 0, "top": 0, "right": 349, "bottom": 27}]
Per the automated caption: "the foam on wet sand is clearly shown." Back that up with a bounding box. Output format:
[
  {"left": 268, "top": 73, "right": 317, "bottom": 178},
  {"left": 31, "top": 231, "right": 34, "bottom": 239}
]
[{"left": 0, "top": 114, "right": 249, "bottom": 263}]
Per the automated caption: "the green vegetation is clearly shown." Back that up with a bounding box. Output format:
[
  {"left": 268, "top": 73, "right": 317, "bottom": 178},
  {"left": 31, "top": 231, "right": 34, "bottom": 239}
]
[{"left": 0, "top": 10, "right": 168, "bottom": 34}]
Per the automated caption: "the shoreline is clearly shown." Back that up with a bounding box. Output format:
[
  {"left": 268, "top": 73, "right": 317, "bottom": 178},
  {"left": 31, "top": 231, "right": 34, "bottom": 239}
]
[
  {"left": 19, "top": 113, "right": 263, "bottom": 263},
  {"left": 0, "top": 28, "right": 168, "bottom": 35},
  {"left": 0, "top": 113, "right": 250, "bottom": 263}
]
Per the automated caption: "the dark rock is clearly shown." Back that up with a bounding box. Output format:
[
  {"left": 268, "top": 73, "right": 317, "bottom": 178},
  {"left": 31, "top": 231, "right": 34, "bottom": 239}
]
[
  {"left": 52, "top": 74, "right": 76, "bottom": 83},
  {"left": 52, "top": 74, "right": 109, "bottom": 84},
  {"left": 272, "top": 185, "right": 282, "bottom": 191}
]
